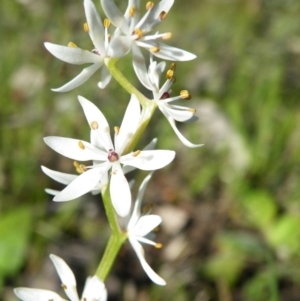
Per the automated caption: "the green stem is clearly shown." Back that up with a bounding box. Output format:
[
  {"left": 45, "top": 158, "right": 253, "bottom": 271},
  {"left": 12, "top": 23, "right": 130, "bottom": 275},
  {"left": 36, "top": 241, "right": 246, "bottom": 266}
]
[
  {"left": 96, "top": 59, "right": 158, "bottom": 280},
  {"left": 95, "top": 233, "right": 126, "bottom": 281},
  {"left": 105, "top": 57, "right": 158, "bottom": 154},
  {"left": 96, "top": 185, "right": 127, "bottom": 281},
  {"left": 106, "top": 58, "right": 150, "bottom": 107}
]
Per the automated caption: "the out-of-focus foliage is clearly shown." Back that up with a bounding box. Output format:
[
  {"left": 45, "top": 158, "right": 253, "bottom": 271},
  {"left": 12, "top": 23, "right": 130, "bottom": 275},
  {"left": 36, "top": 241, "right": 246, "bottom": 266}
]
[{"left": 1, "top": 0, "right": 300, "bottom": 300}]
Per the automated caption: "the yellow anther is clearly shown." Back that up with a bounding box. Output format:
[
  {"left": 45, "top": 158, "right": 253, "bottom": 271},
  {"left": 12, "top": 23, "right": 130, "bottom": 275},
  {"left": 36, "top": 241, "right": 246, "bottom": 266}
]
[
  {"left": 74, "top": 162, "right": 87, "bottom": 174},
  {"left": 170, "top": 63, "right": 176, "bottom": 71},
  {"left": 132, "top": 150, "right": 141, "bottom": 157},
  {"left": 146, "top": 1, "right": 154, "bottom": 10},
  {"left": 78, "top": 141, "right": 85, "bottom": 150},
  {"left": 68, "top": 42, "right": 77, "bottom": 48},
  {"left": 104, "top": 18, "right": 111, "bottom": 28},
  {"left": 155, "top": 243, "right": 163, "bottom": 249},
  {"left": 162, "top": 32, "right": 172, "bottom": 40},
  {"left": 188, "top": 108, "right": 196, "bottom": 113},
  {"left": 166, "top": 69, "right": 174, "bottom": 80},
  {"left": 91, "top": 121, "right": 99, "bottom": 130},
  {"left": 159, "top": 11, "right": 167, "bottom": 20},
  {"left": 133, "top": 28, "right": 143, "bottom": 39},
  {"left": 84, "top": 22, "right": 89, "bottom": 32},
  {"left": 129, "top": 6, "right": 135, "bottom": 17},
  {"left": 61, "top": 284, "right": 67, "bottom": 290},
  {"left": 150, "top": 46, "right": 160, "bottom": 53},
  {"left": 154, "top": 226, "right": 160, "bottom": 232},
  {"left": 180, "top": 90, "right": 191, "bottom": 100},
  {"left": 114, "top": 126, "right": 120, "bottom": 135},
  {"left": 79, "top": 164, "right": 87, "bottom": 172}
]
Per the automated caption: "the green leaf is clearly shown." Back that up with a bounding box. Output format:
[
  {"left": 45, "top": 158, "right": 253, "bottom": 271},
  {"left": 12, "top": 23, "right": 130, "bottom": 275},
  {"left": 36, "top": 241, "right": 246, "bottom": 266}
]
[
  {"left": 240, "top": 190, "right": 277, "bottom": 229},
  {"left": 266, "top": 214, "right": 300, "bottom": 256},
  {"left": 0, "top": 207, "right": 32, "bottom": 283}
]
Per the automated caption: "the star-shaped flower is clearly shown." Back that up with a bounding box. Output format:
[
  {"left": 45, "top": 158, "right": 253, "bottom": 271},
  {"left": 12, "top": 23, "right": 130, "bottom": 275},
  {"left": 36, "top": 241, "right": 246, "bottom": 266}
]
[
  {"left": 100, "top": 0, "right": 196, "bottom": 85},
  {"left": 44, "top": 95, "right": 175, "bottom": 216},
  {"left": 45, "top": 0, "right": 119, "bottom": 92},
  {"left": 125, "top": 172, "right": 166, "bottom": 285},
  {"left": 14, "top": 254, "right": 107, "bottom": 301},
  {"left": 138, "top": 56, "right": 203, "bottom": 148},
  {"left": 41, "top": 138, "right": 158, "bottom": 197}
]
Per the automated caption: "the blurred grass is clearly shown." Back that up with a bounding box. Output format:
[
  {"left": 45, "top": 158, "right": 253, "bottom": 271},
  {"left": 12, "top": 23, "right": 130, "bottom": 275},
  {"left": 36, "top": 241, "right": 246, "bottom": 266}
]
[{"left": 1, "top": 0, "right": 300, "bottom": 300}]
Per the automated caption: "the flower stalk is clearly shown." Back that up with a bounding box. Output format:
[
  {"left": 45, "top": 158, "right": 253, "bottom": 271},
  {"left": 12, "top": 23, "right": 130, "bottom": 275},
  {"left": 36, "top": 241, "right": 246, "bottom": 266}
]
[
  {"left": 105, "top": 58, "right": 158, "bottom": 154},
  {"left": 96, "top": 184, "right": 127, "bottom": 281}
]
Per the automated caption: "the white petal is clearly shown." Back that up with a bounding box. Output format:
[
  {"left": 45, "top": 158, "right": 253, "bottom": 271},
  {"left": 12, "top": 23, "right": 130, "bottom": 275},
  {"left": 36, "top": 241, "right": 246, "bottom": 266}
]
[
  {"left": 108, "top": 36, "right": 132, "bottom": 57},
  {"left": 78, "top": 96, "right": 113, "bottom": 151},
  {"left": 131, "top": 44, "right": 153, "bottom": 90},
  {"left": 98, "top": 66, "right": 112, "bottom": 89},
  {"left": 154, "top": 42, "right": 197, "bottom": 61},
  {"left": 137, "top": 41, "right": 196, "bottom": 61},
  {"left": 44, "top": 137, "right": 107, "bottom": 161},
  {"left": 161, "top": 104, "right": 194, "bottom": 122},
  {"left": 124, "top": 0, "right": 140, "bottom": 26},
  {"left": 128, "top": 172, "right": 153, "bottom": 229},
  {"left": 14, "top": 288, "right": 65, "bottom": 301},
  {"left": 84, "top": 0, "right": 105, "bottom": 54},
  {"left": 129, "top": 238, "right": 166, "bottom": 285},
  {"left": 115, "top": 94, "right": 141, "bottom": 154},
  {"left": 53, "top": 168, "right": 103, "bottom": 202},
  {"left": 41, "top": 166, "right": 77, "bottom": 185},
  {"left": 122, "top": 138, "right": 157, "bottom": 174},
  {"left": 110, "top": 164, "right": 131, "bottom": 217},
  {"left": 45, "top": 188, "right": 60, "bottom": 196},
  {"left": 82, "top": 276, "right": 107, "bottom": 301},
  {"left": 121, "top": 150, "right": 175, "bottom": 170},
  {"left": 131, "top": 215, "right": 162, "bottom": 236},
  {"left": 141, "top": 0, "right": 174, "bottom": 31},
  {"left": 44, "top": 42, "right": 100, "bottom": 64},
  {"left": 161, "top": 112, "right": 203, "bottom": 148},
  {"left": 150, "top": 61, "right": 166, "bottom": 89},
  {"left": 100, "top": 0, "right": 129, "bottom": 34},
  {"left": 52, "top": 63, "right": 102, "bottom": 92},
  {"left": 50, "top": 254, "right": 80, "bottom": 301}
]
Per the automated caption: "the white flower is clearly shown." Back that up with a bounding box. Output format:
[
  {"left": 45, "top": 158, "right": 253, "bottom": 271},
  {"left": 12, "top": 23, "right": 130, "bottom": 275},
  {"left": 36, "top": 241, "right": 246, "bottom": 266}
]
[
  {"left": 41, "top": 138, "right": 158, "bottom": 197},
  {"left": 139, "top": 57, "right": 203, "bottom": 148},
  {"left": 100, "top": 0, "right": 196, "bottom": 85},
  {"left": 44, "top": 95, "right": 175, "bottom": 216},
  {"left": 45, "top": 0, "right": 116, "bottom": 92},
  {"left": 14, "top": 254, "right": 107, "bottom": 301},
  {"left": 125, "top": 172, "right": 166, "bottom": 285}
]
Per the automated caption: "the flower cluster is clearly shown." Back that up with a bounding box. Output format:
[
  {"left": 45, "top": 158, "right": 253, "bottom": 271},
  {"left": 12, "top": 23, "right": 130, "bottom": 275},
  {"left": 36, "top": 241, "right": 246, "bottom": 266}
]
[
  {"left": 43, "top": 95, "right": 175, "bottom": 217},
  {"left": 45, "top": 0, "right": 196, "bottom": 92},
  {"left": 15, "top": 255, "right": 107, "bottom": 301},
  {"left": 15, "top": 0, "right": 201, "bottom": 299}
]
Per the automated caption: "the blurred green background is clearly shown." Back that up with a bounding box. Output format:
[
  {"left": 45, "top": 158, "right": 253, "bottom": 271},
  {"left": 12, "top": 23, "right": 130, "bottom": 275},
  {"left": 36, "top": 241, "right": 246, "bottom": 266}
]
[{"left": 1, "top": 0, "right": 300, "bottom": 300}]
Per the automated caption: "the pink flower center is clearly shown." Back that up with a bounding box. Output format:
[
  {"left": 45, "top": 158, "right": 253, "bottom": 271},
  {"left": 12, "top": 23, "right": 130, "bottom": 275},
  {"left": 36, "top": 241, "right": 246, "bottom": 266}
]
[{"left": 108, "top": 149, "right": 119, "bottom": 162}]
